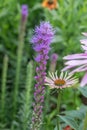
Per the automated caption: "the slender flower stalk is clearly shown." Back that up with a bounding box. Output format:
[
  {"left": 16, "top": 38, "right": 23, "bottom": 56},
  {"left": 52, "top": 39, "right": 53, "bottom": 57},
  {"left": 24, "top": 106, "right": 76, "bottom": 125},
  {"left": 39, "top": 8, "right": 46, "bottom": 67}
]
[
  {"left": 45, "top": 71, "right": 78, "bottom": 130},
  {"left": 50, "top": 53, "right": 58, "bottom": 72},
  {"left": 12, "top": 4, "right": 28, "bottom": 126},
  {"left": 31, "top": 21, "right": 54, "bottom": 129},
  {"left": 57, "top": 90, "right": 61, "bottom": 130}
]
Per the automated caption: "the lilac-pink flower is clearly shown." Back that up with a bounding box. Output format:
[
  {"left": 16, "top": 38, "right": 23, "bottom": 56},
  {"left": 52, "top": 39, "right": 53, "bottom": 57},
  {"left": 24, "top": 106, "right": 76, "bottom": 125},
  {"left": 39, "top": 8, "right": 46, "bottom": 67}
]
[
  {"left": 31, "top": 21, "right": 54, "bottom": 129},
  {"left": 63, "top": 32, "right": 87, "bottom": 87}
]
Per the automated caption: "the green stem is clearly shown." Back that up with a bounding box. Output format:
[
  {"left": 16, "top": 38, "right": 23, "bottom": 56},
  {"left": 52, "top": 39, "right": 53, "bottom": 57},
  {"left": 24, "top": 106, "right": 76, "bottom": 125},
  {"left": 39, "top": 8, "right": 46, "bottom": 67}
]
[
  {"left": 11, "top": 15, "right": 27, "bottom": 130},
  {"left": 1, "top": 55, "right": 8, "bottom": 118},
  {"left": 12, "top": 18, "right": 27, "bottom": 118},
  {"left": 57, "top": 90, "right": 61, "bottom": 130},
  {"left": 44, "top": 87, "right": 50, "bottom": 115},
  {"left": 23, "top": 61, "right": 33, "bottom": 130},
  {"left": 83, "top": 112, "right": 87, "bottom": 130}
]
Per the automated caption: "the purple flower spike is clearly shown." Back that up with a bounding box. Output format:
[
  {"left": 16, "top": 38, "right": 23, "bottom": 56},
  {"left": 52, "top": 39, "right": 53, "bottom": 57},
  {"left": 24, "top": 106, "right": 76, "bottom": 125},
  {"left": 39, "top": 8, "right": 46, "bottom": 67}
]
[
  {"left": 21, "top": 4, "right": 28, "bottom": 21},
  {"left": 31, "top": 22, "right": 54, "bottom": 129}
]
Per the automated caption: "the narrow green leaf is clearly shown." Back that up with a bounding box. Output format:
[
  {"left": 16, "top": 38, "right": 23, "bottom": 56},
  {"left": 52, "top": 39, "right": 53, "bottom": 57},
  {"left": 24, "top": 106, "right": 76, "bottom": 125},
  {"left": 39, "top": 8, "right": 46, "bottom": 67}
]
[
  {"left": 54, "top": 125, "right": 62, "bottom": 130},
  {"left": 59, "top": 115, "right": 79, "bottom": 130}
]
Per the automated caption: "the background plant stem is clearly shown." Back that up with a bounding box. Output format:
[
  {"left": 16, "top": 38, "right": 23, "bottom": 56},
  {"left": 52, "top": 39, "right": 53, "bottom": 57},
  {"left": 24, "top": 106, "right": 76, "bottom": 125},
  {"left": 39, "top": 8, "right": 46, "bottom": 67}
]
[
  {"left": 23, "top": 61, "right": 33, "bottom": 130},
  {"left": 1, "top": 55, "right": 8, "bottom": 119},
  {"left": 12, "top": 18, "right": 26, "bottom": 117},
  {"left": 11, "top": 15, "right": 27, "bottom": 130}
]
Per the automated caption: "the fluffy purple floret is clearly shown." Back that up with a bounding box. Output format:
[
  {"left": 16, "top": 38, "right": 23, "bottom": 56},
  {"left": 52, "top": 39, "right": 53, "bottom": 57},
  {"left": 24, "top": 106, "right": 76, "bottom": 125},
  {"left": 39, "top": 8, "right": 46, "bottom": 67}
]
[{"left": 32, "top": 22, "right": 54, "bottom": 51}]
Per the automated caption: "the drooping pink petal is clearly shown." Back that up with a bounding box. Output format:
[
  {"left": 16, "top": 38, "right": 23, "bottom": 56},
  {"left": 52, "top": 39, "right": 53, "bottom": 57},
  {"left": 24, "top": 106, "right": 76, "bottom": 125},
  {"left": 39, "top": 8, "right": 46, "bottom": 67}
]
[
  {"left": 65, "top": 60, "right": 87, "bottom": 66},
  {"left": 80, "top": 72, "right": 87, "bottom": 87},
  {"left": 63, "top": 53, "right": 87, "bottom": 60},
  {"left": 62, "top": 65, "right": 75, "bottom": 71},
  {"left": 75, "top": 67, "right": 87, "bottom": 72},
  {"left": 69, "top": 64, "right": 87, "bottom": 74}
]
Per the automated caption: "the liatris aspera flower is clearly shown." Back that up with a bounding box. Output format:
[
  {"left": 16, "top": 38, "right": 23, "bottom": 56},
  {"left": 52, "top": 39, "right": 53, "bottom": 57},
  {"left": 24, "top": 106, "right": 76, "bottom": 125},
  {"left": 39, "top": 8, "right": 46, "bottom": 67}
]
[
  {"left": 62, "top": 33, "right": 87, "bottom": 87},
  {"left": 45, "top": 71, "right": 78, "bottom": 89},
  {"left": 31, "top": 22, "right": 54, "bottom": 129}
]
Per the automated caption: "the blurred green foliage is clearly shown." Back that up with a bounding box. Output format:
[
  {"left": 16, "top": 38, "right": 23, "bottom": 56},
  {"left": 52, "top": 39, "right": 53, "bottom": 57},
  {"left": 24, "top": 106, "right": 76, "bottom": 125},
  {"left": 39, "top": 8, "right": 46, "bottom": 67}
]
[{"left": 0, "top": 0, "right": 87, "bottom": 130}]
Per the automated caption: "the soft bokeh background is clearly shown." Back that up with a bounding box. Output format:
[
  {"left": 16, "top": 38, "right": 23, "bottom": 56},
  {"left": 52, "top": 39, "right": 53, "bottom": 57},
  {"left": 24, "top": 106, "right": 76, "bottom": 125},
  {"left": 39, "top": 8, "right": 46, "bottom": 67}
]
[{"left": 0, "top": 0, "right": 87, "bottom": 130}]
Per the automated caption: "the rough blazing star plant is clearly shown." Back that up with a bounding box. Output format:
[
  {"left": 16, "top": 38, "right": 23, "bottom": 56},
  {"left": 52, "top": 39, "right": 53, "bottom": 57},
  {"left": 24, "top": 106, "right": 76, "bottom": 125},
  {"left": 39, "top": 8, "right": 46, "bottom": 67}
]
[
  {"left": 63, "top": 33, "right": 87, "bottom": 87},
  {"left": 31, "top": 21, "right": 55, "bottom": 129},
  {"left": 12, "top": 4, "right": 28, "bottom": 125}
]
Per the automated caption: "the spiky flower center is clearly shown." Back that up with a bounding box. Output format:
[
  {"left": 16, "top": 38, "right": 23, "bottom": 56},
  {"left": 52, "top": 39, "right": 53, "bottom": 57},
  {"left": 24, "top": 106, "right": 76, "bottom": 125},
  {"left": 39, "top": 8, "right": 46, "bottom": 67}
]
[{"left": 54, "top": 79, "right": 66, "bottom": 86}]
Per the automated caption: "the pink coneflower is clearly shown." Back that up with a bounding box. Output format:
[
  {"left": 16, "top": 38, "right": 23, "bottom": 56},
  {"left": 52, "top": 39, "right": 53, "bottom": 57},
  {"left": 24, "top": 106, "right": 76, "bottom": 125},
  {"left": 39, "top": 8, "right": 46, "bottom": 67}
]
[
  {"left": 45, "top": 71, "right": 78, "bottom": 130},
  {"left": 45, "top": 71, "right": 78, "bottom": 89},
  {"left": 62, "top": 33, "right": 87, "bottom": 87}
]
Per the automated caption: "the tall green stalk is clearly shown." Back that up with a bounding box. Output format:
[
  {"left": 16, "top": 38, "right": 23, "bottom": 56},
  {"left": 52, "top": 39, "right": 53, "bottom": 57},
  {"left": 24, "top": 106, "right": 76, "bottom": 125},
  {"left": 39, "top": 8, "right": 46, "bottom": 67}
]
[
  {"left": 12, "top": 15, "right": 27, "bottom": 119},
  {"left": 57, "top": 90, "right": 61, "bottom": 130},
  {"left": 1, "top": 55, "right": 8, "bottom": 119},
  {"left": 23, "top": 61, "right": 33, "bottom": 130}
]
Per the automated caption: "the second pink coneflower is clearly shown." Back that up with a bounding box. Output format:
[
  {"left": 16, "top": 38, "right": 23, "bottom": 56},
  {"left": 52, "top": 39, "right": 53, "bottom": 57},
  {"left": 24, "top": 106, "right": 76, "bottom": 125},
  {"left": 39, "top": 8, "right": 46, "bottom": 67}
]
[{"left": 63, "top": 32, "right": 87, "bottom": 87}]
